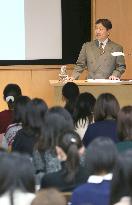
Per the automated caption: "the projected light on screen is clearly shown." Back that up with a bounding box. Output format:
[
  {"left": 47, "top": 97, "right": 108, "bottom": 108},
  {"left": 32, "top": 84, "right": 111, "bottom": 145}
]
[
  {"left": 0, "top": 0, "right": 25, "bottom": 60},
  {"left": 0, "top": 0, "right": 62, "bottom": 60}
]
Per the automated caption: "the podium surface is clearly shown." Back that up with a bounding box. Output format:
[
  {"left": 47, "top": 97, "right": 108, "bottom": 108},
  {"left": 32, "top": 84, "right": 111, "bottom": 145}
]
[{"left": 49, "top": 80, "right": 132, "bottom": 107}]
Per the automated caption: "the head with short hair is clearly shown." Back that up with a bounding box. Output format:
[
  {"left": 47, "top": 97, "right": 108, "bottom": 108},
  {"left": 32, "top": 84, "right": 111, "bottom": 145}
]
[
  {"left": 95, "top": 19, "right": 112, "bottom": 42},
  {"left": 117, "top": 106, "right": 132, "bottom": 141},
  {"left": 95, "top": 19, "right": 112, "bottom": 30},
  {"left": 110, "top": 150, "right": 132, "bottom": 204},
  {"left": 94, "top": 93, "right": 120, "bottom": 121},
  {"left": 85, "top": 137, "right": 118, "bottom": 176},
  {"left": 0, "top": 152, "right": 35, "bottom": 195},
  {"left": 31, "top": 188, "right": 66, "bottom": 205},
  {"left": 3, "top": 83, "right": 22, "bottom": 109}
]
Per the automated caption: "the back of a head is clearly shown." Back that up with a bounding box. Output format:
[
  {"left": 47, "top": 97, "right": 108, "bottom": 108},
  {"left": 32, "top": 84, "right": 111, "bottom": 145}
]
[
  {"left": 117, "top": 106, "right": 132, "bottom": 141},
  {"left": 57, "top": 130, "right": 83, "bottom": 183},
  {"left": 3, "top": 84, "right": 22, "bottom": 109},
  {"left": 58, "top": 130, "right": 83, "bottom": 156},
  {"left": 49, "top": 106, "right": 73, "bottom": 124},
  {"left": 0, "top": 152, "right": 35, "bottom": 195},
  {"left": 24, "top": 98, "right": 48, "bottom": 132},
  {"left": 31, "top": 98, "right": 48, "bottom": 119},
  {"left": 62, "top": 82, "right": 79, "bottom": 116},
  {"left": 94, "top": 93, "right": 120, "bottom": 121},
  {"left": 73, "top": 92, "right": 96, "bottom": 123},
  {"left": 110, "top": 150, "right": 132, "bottom": 205},
  {"left": 13, "top": 95, "right": 31, "bottom": 124},
  {"left": 85, "top": 137, "right": 118, "bottom": 176},
  {"left": 37, "top": 112, "right": 74, "bottom": 152},
  {"left": 62, "top": 82, "right": 79, "bottom": 101},
  {"left": 31, "top": 188, "right": 66, "bottom": 205}
]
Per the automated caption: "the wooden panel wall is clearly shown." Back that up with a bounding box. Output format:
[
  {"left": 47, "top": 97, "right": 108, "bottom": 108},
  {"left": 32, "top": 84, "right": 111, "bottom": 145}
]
[
  {"left": 0, "top": 66, "right": 87, "bottom": 110},
  {"left": 92, "top": 0, "right": 132, "bottom": 79},
  {"left": 0, "top": 69, "right": 31, "bottom": 110}
]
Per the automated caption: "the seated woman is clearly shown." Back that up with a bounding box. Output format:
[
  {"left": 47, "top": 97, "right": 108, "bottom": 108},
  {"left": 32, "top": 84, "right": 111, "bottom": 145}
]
[
  {"left": 32, "top": 107, "right": 74, "bottom": 181},
  {"left": 0, "top": 151, "right": 35, "bottom": 205},
  {"left": 71, "top": 137, "right": 118, "bottom": 205},
  {"left": 73, "top": 92, "right": 96, "bottom": 139},
  {"left": 116, "top": 106, "right": 132, "bottom": 152},
  {"left": 0, "top": 83, "right": 22, "bottom": 134},
  {"left": 83, "top": 93, "right": 120, "bottom": 147},
  {"left": 110, "top": 150, "right": 132, "bottom": 205},
  {"left": 2, "top": 96, "right": 30, "bottom": 150},
  {"left": 12, "top": 98, "right": 48, "bottom": 156},
  {"left": 40, "top": 130, "right": 88, "bottom": 192}
]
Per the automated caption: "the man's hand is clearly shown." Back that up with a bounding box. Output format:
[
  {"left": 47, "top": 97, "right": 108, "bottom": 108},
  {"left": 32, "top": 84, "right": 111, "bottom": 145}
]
[{"left": 109, "top": 75, "right": 120, "bottom": 80}]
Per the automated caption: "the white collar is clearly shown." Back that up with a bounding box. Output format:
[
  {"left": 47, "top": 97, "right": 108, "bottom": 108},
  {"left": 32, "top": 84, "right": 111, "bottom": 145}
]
[
  {"left": 99, "top": 38, "right": 108, "bottom": 48},
  {"left": 88, "top": 173, "right": 112, "bottom": 184}
]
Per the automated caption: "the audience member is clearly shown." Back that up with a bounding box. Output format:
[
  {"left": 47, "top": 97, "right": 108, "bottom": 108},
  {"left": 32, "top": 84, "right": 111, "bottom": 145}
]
[
  {"left": 0, "top": 152, "right": 35, "bottom": 205},
  {"left": 0, "top": 83, "right": 22, "bottom": 134},
  {"left": 62, "top": 82, "right": 79, "bottom": 116},
  {"left": 71, "top": 137, "right": 118, "bottom": 205},
  {"left": 116, "top": 106, "right": 132, "bottom": 152},
  {"left": 41, "top": 130, "right": 87, "bottom": 192},
  {"left": 12, "top": 98, "right": 48, "bottom": 156},
  {"left": 2, "top": 96, "right": 30, "bottom": 150},
  {"left": 70, "top": 18, "right": 126, "bottom": 80},
  {"left": 31, "top": 188, "right": 66, "bottom": 205},
  {"left": 83, "top": 93, "right": 120, "bottom": 147},
  {"left": 73, "top": 92, "right": 96, "bottom": 139},
  {"left": 33, "top": 107, "right": 74, "bottom": 184},
  {"left": 110, "top": 150, "right": 132, "bottom": 205},
  {"left": 48, "top": 106, "right": 74, "bottom": 124}
]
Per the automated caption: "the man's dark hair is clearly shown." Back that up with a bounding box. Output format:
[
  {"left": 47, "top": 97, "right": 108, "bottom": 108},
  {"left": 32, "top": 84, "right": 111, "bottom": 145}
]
[{"left": 95, "top": 18, "right": 112, "bottom": 30}]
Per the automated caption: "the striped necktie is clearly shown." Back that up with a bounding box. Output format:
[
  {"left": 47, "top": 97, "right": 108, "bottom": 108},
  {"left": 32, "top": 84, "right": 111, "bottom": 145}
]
[{"left": 99, "top": 42, "right": 105, "bottom": 55}]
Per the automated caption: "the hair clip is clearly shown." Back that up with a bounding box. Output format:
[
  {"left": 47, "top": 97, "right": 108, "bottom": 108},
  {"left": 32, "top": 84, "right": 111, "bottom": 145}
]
[
  {"left": 71, "top": 138, "right": 76, "bottom": 143},
  {"left": 5, "top": 96, "right": 14, "bottom": 102}
]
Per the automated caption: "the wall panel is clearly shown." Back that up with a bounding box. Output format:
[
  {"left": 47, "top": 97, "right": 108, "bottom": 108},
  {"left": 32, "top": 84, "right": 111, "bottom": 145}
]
[
  {"left": 92, "top": 0, "right": 132, "bottom": 79},
  {"left": 0, "top": 65, "right": 87, "bottom": 110}
]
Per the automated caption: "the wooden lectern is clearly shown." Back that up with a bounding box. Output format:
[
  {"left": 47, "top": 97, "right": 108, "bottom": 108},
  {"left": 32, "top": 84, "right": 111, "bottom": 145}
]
[{"left": 49, "top": 80, "right": 132, "bottom": 107}]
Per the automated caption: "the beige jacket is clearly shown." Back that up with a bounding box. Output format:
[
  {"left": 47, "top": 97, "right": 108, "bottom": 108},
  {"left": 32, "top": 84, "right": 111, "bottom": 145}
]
[{"left": 72, "top": 39, "right": 126, "bottom": 79}]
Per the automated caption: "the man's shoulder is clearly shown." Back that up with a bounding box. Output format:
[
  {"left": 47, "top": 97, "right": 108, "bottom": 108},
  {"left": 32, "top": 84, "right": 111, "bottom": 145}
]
[
  {"left": 84, "top": 40, "right": 97, "bottom": 46},
  {"left": 109, "top": 40, "right": 123, "bottom": 49},
  {"left": 81, "top": 40, "right": 97, "bottom": 50}
]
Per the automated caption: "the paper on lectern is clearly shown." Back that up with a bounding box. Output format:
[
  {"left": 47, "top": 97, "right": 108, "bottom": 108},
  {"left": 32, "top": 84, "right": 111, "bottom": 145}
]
[
  {"left": 111, "top": 52, "right": 125, "bottom": 56},
  {"left": 86, "top": 79, "right": 121, "bottom": 83}
]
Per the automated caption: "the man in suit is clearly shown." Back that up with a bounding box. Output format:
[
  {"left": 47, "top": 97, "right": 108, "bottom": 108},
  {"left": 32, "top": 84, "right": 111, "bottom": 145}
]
[{"left": 70, "top": 19, "right": 126, "bottom": 80}]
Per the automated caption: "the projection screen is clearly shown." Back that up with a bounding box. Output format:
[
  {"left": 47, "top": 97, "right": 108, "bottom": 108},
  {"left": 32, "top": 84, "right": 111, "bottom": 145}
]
[{"left": 0, "top": 0, "right": 62, "bottom": 60}]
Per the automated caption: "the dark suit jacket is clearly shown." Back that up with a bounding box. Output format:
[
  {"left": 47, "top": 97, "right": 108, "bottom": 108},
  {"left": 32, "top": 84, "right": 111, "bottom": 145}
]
[
  {"left": 72, "top": 39, "right": 126, "bottom": 79},
  {"left": 41, "top": 161, "right": 88, "bottom": 192}
]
